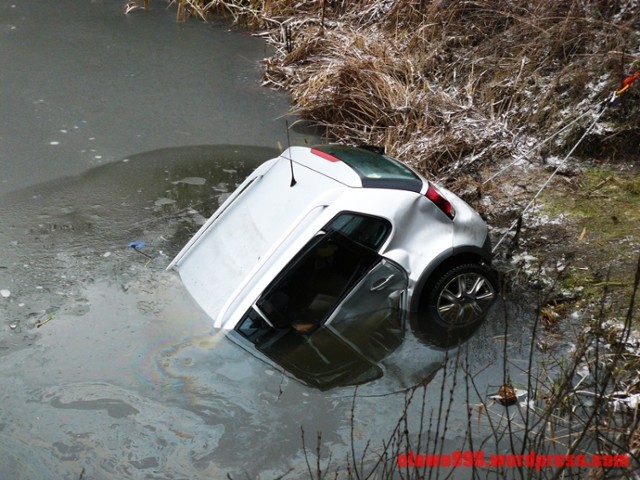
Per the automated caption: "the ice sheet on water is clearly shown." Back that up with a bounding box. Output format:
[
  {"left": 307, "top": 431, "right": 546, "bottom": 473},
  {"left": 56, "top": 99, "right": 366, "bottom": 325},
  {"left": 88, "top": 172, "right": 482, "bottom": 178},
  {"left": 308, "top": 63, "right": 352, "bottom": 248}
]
[{"left": 171, "top": 177, "right": 206, "bottom": 185}]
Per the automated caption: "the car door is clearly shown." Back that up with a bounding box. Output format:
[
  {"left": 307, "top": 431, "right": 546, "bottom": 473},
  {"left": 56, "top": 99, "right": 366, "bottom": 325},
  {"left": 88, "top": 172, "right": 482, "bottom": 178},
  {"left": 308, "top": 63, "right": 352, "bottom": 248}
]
[
  {"left": 325, "top": 258, "right": 408, "bottom": 364},
  {"left": 232, "top": 246, "right": 408, "bottom": 390},
  {"left": 230, "top": 212, "right": 409, "bottom": 389}
]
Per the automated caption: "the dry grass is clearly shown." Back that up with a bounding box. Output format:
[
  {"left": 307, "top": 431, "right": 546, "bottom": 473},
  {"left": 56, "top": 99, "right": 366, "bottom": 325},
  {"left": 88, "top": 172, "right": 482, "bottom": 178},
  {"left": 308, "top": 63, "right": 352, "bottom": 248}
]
[{"left": 140, "top": 1, "right": 639, "bottom": 179}]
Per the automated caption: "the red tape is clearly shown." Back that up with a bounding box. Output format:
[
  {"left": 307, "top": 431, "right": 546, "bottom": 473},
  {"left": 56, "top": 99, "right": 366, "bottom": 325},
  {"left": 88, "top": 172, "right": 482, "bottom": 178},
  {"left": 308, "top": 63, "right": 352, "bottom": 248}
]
[{"left": 616, "top": 71, "right": 640, "bottom": 95}]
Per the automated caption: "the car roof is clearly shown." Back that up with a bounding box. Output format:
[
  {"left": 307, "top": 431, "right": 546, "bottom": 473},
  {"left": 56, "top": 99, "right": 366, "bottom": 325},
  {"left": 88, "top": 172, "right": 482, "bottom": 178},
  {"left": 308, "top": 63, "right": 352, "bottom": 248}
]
[{"left": 171, "top": 145, "right": 435, "bottom": 328}]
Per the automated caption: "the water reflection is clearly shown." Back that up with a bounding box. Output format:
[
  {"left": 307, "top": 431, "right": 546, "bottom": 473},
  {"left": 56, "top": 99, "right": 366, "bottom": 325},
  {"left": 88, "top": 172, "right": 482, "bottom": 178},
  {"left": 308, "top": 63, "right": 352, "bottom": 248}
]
[{"left": 223, "top": 308, "right": 485, "bottom": 391}]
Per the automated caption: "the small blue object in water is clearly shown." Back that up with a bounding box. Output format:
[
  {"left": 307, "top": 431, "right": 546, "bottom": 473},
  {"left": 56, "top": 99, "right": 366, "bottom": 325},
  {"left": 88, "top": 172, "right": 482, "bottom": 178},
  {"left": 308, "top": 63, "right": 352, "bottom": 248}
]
[{"left": 129, "top": 241, "right": 146, "bottom": 249}]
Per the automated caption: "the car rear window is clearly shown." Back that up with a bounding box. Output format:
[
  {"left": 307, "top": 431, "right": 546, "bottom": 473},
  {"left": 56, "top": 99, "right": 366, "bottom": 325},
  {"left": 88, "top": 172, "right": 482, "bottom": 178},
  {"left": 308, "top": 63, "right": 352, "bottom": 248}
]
[{"left": 312, "top": 145, "right": 423, "bottom": 192}]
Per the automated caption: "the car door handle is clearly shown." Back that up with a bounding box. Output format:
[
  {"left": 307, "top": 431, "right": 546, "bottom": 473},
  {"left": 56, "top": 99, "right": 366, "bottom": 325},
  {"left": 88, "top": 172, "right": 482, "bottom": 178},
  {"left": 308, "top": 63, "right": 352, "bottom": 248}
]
[{"left": 370, "top": 274, "right": 395, "bottom": 291}]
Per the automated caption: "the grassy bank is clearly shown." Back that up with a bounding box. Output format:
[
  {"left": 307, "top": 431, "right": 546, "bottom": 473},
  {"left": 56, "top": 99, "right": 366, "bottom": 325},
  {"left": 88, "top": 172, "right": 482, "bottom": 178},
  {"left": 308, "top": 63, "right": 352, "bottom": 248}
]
[{"left": 142, "top": 1, "right": 639, "bottom": 176}]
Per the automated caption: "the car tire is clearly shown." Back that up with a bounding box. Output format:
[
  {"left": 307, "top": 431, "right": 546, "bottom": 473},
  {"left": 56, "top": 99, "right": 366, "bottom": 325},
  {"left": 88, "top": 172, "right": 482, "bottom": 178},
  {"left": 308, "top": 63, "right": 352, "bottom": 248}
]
[{"left": 426, "top": 263, "right": 498, "bottom": 330}]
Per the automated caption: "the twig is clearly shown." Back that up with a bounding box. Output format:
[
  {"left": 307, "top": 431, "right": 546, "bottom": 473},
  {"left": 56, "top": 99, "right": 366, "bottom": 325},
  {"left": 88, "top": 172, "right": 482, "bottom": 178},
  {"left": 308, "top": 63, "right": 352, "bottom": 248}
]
[{"left": 36, "top": 313, "right": 55, "bottom": 329}]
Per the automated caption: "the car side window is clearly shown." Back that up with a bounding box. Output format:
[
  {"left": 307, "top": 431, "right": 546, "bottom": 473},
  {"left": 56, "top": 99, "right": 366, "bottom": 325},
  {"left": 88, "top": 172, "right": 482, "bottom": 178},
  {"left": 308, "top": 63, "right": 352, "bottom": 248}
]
[{"left": 324, "top": 213, "right": 391, "bottom": 251}]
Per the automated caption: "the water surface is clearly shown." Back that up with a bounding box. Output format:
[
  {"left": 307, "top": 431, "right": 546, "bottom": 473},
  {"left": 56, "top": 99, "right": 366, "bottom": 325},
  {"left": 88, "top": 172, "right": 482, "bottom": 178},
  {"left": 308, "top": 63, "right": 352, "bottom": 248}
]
[
  {"left": 0, "top": 0, "right": 300, "bottom": 194},
  {"left": 0, "top": 144, "right": 535, "bottom": 479}
]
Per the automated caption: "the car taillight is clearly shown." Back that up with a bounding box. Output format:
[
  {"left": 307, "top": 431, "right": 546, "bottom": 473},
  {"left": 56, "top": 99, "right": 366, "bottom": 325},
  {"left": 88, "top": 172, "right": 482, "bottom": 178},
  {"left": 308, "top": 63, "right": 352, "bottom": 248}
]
[
  {"left": 311, "top": 147, "right": 340, "bottom": 162},
  {"left": 426, "top": 183, "right": 456, "bottom": 220}
]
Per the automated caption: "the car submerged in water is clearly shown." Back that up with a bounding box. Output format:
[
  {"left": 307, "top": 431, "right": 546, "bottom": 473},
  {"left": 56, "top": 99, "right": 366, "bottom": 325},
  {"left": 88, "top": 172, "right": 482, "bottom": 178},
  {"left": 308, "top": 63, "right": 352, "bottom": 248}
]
[{"left": 169, "top": 145, "right": 497, "bottom": 389}]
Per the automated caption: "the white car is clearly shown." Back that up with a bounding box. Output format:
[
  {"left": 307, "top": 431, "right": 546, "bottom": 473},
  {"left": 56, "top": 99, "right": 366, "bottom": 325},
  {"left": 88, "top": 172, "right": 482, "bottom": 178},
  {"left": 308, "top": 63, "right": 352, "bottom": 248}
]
[{"left": 169, "top": 145, "right": 496, "bottom": 385}]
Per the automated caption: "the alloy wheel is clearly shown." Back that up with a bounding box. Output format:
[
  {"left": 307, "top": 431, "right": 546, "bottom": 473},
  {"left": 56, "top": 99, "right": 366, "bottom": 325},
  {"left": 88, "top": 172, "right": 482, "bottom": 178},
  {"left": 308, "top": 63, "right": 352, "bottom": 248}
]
[{"left": 436, "top": 271, "right": 496, "bottom": 326}]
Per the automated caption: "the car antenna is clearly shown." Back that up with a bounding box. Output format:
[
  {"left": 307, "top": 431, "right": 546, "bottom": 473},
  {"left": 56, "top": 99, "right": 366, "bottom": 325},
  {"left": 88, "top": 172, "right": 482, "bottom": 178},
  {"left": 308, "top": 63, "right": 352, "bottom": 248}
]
[{"left": 286, "top": 120, "right": 297, "bottom": 187}]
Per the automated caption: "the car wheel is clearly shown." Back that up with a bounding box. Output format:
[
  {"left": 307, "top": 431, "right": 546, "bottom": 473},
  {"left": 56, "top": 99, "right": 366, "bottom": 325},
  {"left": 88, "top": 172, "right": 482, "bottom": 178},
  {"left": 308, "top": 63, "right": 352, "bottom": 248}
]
[{"left": 427, "top": 263, "right": 497, "bottom": 329}]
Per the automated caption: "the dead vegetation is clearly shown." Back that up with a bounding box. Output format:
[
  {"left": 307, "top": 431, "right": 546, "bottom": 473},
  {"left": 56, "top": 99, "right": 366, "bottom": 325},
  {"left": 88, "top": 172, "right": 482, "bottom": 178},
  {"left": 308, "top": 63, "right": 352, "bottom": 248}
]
[{"left": 136, "top": 0, "right": 639, "bottom": 183}]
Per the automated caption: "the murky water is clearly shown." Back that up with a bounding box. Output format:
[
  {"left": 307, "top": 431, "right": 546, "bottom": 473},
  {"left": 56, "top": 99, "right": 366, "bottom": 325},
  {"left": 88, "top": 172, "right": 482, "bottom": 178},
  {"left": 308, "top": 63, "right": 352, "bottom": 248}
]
[
  {"left": 0, "top": 143, "right": 532, "bottom": 479},
  {"left": 0, "top": 2, "right": 539, "bottom": 479},
  {"left": 0, "top": 0, "right": 310, "bottom": 194},
  {"left": 0, "top": 148, "right": 538, "bottom": 479}
]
